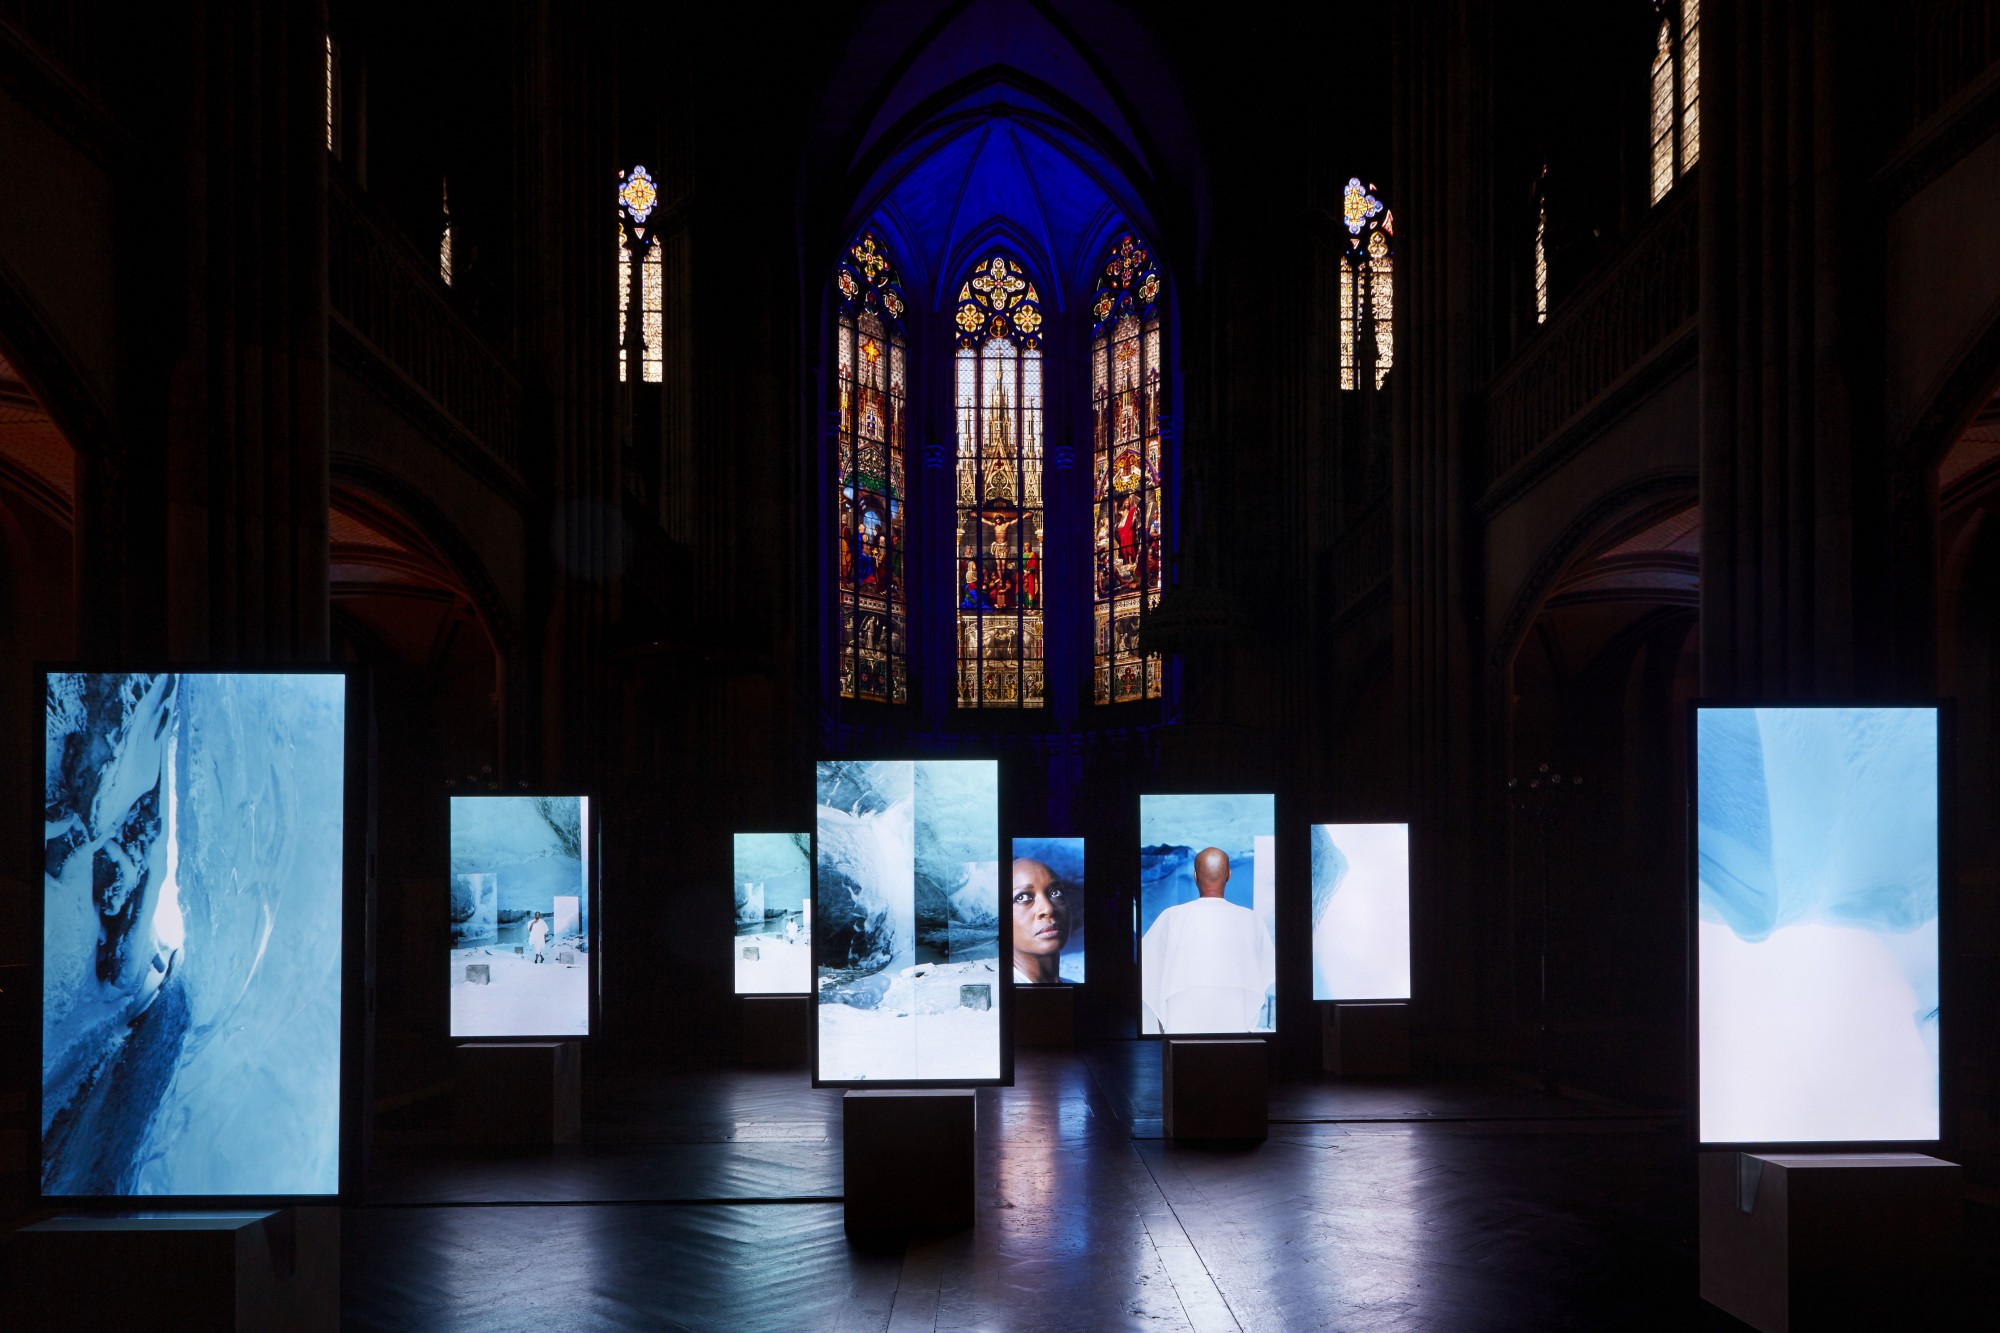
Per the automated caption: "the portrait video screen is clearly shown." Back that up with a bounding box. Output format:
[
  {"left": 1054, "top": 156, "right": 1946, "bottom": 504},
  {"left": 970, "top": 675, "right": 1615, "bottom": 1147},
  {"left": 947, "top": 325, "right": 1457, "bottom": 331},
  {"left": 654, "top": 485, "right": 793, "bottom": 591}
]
[
  {"left": 449, "top": 794, "right": 591, "bottom": 1038},
  {"left": 42, "top": 671, "right": 347, "bottom": 1197},
  {"left": 815, "top": 759, "right": 1002, "bottom": 1084},
  {"left": 734, "top": 832, "right": 811, "bottom": 995},
  {"left": 1139, "top": 794, "right": 1276, "bottom": 1034},
  {"left": 1695, "top": 705, "right": 1940, "bottom": 1144},
  {"left": 1311, "top": 823, "right": 1411, "bottom": 1001},
  {"left": 1011, "top": 837, "right": 1085, "bottom": 984}
]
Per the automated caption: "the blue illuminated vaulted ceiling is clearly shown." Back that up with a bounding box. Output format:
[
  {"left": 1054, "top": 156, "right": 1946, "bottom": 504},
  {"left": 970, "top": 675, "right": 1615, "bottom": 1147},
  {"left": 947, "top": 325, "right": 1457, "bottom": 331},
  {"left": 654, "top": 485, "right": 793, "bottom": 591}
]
[{"left": 821, "top": 0, "right": 1180, "bottom": 313}]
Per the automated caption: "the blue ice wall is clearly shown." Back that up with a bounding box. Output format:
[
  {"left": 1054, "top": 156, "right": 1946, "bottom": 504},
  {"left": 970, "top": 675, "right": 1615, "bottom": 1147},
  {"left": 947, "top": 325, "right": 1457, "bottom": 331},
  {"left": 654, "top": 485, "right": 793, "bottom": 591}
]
[
  {"left": 1138, "top": 794, "right": 1273, "bottom": 934},
  {"left": 450, "top": 795, "right": 586, "bottom": 929},
  {"left": 1697, "top": 707, "right": 1938, "bottom": 941},
  {"left": 734, "top": 832, "right": 811, "bottom": 916}
]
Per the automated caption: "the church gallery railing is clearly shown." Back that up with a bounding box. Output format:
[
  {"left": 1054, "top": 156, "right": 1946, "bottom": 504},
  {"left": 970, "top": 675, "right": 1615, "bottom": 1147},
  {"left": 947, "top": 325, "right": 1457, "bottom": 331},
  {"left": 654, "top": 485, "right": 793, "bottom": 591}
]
[
  {"left": 1484, "top": 186, "right": 1697, "bottom": 489},
  {"left": 328, "top": 176, "right": 522, "bottom": 478}
]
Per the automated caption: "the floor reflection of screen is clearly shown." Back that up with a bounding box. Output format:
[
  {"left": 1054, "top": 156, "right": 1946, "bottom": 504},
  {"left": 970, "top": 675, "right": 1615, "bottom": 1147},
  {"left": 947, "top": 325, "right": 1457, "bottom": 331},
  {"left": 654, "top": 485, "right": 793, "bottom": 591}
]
[
  {"left": 450, "top": 795, "right": 591, "bottom": 1038},
  {"left": 1311, "top": 823, "right": 1411, "bottom": 1001},
  {"left": 1695, "top": 706, "right": 1940, "bottom": 1144},
  {"left": 1011, "top": 838, "right": 1085, "bottom": 984},
  {"left": 815, "top": 760, "right": 1002, "bottom": 1084},
  {"left": 42, "top": 671, "right": 346, "bottom": 1197},
  {"left": 734, "top": 832, "right": 811, "bottom": 995},
  {"left": 1139, "top": 794, "right": 1277, "bottom": 1035}
]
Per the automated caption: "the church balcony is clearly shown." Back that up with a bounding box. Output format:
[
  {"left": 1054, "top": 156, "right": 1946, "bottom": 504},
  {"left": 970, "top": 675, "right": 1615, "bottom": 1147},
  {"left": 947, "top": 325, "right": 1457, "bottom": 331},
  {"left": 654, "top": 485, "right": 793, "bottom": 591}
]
[
  {"left": 1482, "top": 184, "right": 1698, "bottom": 509},
  {"left": 328, "top": 173, "right": 525, "bottom": 497}
]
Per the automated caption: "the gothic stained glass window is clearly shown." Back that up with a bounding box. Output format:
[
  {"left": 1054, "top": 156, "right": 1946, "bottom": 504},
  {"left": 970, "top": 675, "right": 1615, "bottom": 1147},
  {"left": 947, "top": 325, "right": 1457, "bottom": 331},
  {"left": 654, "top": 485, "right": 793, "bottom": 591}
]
[
  {"left": 1533, "top": 172, "right": 1549, "bottom": 325},
  {"left": 953, "top": 255, "right": 1045, "bottom": 709},
  {"left": 1680, "top": 0, "right": 1701, "bottom": 169},
  {"left": 1650, "top": 2, "right": 1700, "bottom": 206},
  {"left": 440, "top": 178, "right": 453, "bottom": 287},
  {"left": 617, "top": 166, "right": 664, "bottom": 384},
  {"left": 324, "top": 36, "right": 340, "bottom": 157},
  {"left": 1649, "top": 21, "right": 1675, "bottom": 204},
  {"left": 834, "top": 231, "right": 910, "bottom": 704},
  {"left": 1338, "top": 179, "right": 1394, "bottom": 391},
  {"left": 1090, "top": 234, "right": 1165, "bottom": 705}
]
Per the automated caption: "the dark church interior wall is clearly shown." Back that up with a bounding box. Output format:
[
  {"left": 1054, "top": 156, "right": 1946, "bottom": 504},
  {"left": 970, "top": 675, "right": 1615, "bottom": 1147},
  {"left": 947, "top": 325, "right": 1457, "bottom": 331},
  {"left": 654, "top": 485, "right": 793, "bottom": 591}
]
[{"left": 3, "top": 0, "right": 2000, "bottom": 1193}]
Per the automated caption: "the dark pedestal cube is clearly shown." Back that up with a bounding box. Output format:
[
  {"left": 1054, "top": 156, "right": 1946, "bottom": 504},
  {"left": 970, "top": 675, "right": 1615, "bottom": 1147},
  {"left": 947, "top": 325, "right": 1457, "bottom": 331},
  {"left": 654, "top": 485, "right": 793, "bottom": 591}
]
[
  {"left": 842, "top": 1089, "right": 976, "bottom": 1234},
  {"left": 454, "top": 1040, "right": 582, "bottom": 1144},
  {"left": 1321, "top": 1001, "right": 1410, "bottom": 1076},
  {"left": 741, "top": 994, "right": 811, "bottom": 1067},
  {"left": 1698, "top": 1151, "right": 1961, "bottom": 1332},
  {"left": 1015, "top": 984, "right": 1075, "bottom": 1048},
  {"left": 5, "top": 1208, "right": 339, "bottom": 1332},
  {"left": 1163, "top": 1038, "right": 1267, "bottom": 1142}
]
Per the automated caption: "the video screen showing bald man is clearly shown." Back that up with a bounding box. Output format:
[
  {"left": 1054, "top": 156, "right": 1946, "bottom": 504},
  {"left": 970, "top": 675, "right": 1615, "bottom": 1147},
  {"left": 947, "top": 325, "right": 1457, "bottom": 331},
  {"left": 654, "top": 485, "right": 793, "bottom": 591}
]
[
  {"left": 1138, "top": 795, "right": 1277, "bottom": 1034},
  {"left": 1011, "top": 838, "right": 1085, "bottom": 985}
]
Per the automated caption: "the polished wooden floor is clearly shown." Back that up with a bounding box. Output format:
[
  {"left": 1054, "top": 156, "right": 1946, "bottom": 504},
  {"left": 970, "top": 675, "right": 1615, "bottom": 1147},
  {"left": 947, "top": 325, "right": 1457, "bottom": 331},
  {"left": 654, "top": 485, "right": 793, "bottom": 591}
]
[{"left": 332, "top": 1042, "right": 2000, "bottom": 1331}]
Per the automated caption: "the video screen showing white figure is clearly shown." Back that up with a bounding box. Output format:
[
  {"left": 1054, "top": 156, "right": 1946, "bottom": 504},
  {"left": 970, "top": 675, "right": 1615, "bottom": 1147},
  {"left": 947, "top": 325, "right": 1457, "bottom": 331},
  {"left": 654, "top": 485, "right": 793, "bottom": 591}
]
[
  {"left": 449, "top": 795, "right": 591, "bottom": 1038},
  {"left": 1139, "top": 794, "right": 1277, "bottom": 1034},
  {"left": 1010, "top": 837, "right": 1085, "bottom": 984},
  {"left": 734, "top": 832, "right": 811, "bottom": 994},
  {"left": 815, "top": 759, "right": 1002, "bottom": 1084},
  {"left": 1311, "top": 823, "right": 1411, "bottom": 1001},
  {"left": 1696, "top": 706, "right": 1940, "bottom": 1144},
  {"left": 42, "top": 672, "right": 346, "bottom": 1197}
]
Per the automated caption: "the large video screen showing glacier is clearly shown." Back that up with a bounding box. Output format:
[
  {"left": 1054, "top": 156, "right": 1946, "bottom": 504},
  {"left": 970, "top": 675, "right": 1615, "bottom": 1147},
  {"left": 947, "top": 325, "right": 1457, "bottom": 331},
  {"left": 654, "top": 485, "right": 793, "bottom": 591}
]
[
  {"left": 735, "top": 832, "right": 811, "bottom": 995},
  {"left": 1311, "top": 823, "right": 1411, "bottom": 1001},
  {"left": 1140, "top": 794, "right": 1277, "bottom": 1034},
  {"left": 815, "top": 760, "right": 1003, "bottom": 1084},
  {"left": 1011, "top": 837, "right": 1085, "bottom": 984},
  {"left": 42, "top": 671, "right": 347, "bottom": 1197},
  {"left": 450, "top": 795, "right": 591, "bottom": 1038},
  {"left": 1696, "top": 706, "right": 1941, "bottom": 1144}
]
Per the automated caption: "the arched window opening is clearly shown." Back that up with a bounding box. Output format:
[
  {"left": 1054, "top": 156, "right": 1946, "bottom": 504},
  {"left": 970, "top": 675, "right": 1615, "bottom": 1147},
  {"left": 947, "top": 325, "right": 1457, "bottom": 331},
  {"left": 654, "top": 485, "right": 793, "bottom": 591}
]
[
  {"left": 953, "top": 254, "right": 1045, "bottom": 709},
  {"left": 325, "top": 35, "right": 340, "bottom": 157},
  {"left": 1339, "top": 179, "right": 1394, "bottom": 391},
  {"left": 1533, "top": 168, "right": 1549, "bottom": 325},
  {"left": 440, "top": 177, "right": 453, "bottom": 287},
  {"left": 617, "top": 165, "right": 664, "bottom": 383},
  {"left": 834, "top": 231, "right": 909, "bottom": 704},
  {"left": 1090, "top": 234, "right": 1165, "bottom": 704},
  {"left": 1650, "top": 1, "right": 1700, "bottom": 206}
]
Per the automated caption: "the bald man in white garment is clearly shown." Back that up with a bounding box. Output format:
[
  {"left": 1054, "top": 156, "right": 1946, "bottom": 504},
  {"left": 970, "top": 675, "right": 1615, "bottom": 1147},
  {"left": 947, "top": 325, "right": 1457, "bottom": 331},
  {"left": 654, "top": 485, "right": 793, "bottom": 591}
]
[{"left": 1140, "top": 847, "right": 1276, "bottom": 1033}]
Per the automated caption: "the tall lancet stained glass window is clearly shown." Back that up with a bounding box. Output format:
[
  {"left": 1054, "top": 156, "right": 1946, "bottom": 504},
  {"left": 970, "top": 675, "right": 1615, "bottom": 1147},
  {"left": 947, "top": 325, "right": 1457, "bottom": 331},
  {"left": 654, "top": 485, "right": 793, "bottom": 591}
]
[
  {"left": 1338, "top": 179, "right": 1394, "bottom": 391},
  {"left": 834, "top": 232, "right": 909, "bottom": 704},
  {"left": 617, "top": 166, "right": 664, "bottom": 383},
  {"left": 1090, "top": 234, "right": 1165, "bottom": 704},
  {"left": 954, "top": 255, "right": 1045, "bottom": 709}
]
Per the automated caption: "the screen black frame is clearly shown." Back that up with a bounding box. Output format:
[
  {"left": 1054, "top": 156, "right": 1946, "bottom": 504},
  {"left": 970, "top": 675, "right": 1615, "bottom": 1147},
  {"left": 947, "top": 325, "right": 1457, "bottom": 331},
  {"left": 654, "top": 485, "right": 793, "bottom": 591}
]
[
  {"left": 1684, "top": 698, "right": 1953, "bottom": 1155},
  {"left": 810, "top": 757, "right": 1015, "bottom": 1090},
  {"left": 444, "top": 788, "right": 600, "bottom": 1042},
  {"left": 730, "top": 829, "right": 814, "bottom": 999},
  {"left": 34, "top": 663, "right": 374, "bottom": 1209},
  {"left": 1134, "top": 791, "right": 1280, "bottom": 1042},
  {"left": 1307, "top": 820, "right": 1414, "bottom": 1005},
  {"left": 1008, "top": 834, "right": 1087, "bottom": 989}
]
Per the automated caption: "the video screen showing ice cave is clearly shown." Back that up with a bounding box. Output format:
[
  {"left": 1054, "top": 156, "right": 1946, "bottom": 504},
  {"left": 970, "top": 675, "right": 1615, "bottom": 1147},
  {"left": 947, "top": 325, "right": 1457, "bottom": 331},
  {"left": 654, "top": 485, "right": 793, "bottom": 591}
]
[
  {"left": 1311, "top": 823, "right": 1411, "bottom": 1002},
  {"left": 815, "top": 759, "right": 1003, "bottom": 1084},
  {"left": 1695, "top": 705, "right": 1941, "bottom": 1145},
  {"left": 734, "top": 832, "right": 811, "bottom": 995},
  {"left": 450, "top": 795, "right": 591, "bottom": 1038},
  {"left": 42, "top": 671, "right": 347, "bottom": 1198}
]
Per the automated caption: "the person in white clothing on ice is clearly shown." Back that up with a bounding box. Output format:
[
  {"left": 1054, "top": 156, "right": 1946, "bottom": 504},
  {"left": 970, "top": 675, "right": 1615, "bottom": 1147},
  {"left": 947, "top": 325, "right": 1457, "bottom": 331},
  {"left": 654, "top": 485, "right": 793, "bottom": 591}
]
[
  {"left": 1140, "top": 847, "right": 1275, "bottom": 1033},
  {"left": 528, "top": 910, "right": 549, "bottom": 964}
]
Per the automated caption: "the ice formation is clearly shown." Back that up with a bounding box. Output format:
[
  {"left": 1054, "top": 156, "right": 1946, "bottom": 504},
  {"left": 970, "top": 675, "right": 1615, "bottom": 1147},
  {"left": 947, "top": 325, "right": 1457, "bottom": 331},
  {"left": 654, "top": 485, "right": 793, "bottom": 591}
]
[
  {"left": 1696, "top": 707, "right": 1940, "bottom": 1142},
  {"left": 42, "top": 672, "right": 346, "bottom": 1196},
  {"left": 1310, "top": 823, "right": 1411, "bottom": 1002},
  {"left": 733, "top": 832, "right": 812, "bottom": 994}
]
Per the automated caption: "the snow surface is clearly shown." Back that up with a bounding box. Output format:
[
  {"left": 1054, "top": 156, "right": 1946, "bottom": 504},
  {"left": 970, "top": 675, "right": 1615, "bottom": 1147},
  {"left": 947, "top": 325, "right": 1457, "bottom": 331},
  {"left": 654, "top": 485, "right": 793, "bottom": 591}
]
[
  {"left": 734, "top": 932, "right": 811, "bottom": 995},
  {"left": 450, "top": 946, "right": 588, "bottom": 1038},
  {"left": 817, "top": 959, "right": 1003, "bottom": 1082}
]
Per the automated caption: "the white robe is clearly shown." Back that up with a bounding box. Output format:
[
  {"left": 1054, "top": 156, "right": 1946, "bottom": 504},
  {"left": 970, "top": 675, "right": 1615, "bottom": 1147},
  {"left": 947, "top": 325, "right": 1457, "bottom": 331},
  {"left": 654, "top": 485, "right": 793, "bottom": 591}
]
[
  {"left": 528, "top": 918, "right": 549, "bottom": 958},
  {"left": 1140, "top": 897, "right": 1275, "bottom": 1033}
]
